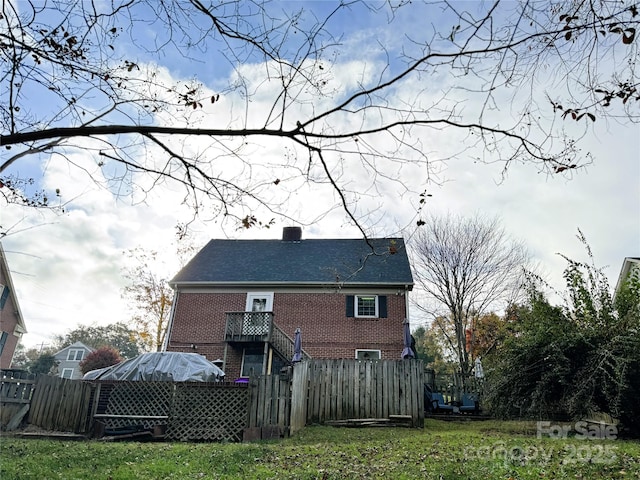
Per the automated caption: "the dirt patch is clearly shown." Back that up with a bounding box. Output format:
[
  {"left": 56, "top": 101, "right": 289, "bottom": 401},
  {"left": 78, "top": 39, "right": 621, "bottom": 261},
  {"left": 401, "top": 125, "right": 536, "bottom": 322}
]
[{"left": 1, "top": 424, "right": 87, "bottom": 441}]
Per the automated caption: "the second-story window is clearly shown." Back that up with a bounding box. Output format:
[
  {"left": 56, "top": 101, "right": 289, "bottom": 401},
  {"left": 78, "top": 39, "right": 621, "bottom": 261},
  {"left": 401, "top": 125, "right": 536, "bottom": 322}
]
[
  {"left": 356, "top": 296, "right": 377, "bottom": 317},
  {"left": 246, "top": 292, "right": 273, "bottom": 312},
  {"left": 67, "top": 349, "right": 84, "bottom": 361},
  {"left": 346, "top": 295, "right": 388, "bottom": 318}
]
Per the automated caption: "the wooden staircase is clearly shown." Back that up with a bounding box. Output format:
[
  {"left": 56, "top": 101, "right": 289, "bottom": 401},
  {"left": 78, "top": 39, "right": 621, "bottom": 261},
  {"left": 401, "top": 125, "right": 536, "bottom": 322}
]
[{"left": 224, "top": 312, "right": 310, "bottom": 363}]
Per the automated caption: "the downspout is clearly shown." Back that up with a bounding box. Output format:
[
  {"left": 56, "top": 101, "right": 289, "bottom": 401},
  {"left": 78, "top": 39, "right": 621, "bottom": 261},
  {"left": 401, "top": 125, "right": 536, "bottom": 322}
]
[
  {"left": 161, "top": 290, "right": 179, "bottom": 352},
  {"left": 405, "top": 285, "right": 410, "bottom": 322}
]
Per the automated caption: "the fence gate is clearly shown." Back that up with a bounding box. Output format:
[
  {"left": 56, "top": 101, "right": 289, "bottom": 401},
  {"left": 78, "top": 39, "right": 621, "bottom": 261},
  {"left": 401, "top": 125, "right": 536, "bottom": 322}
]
[{"left": 245, "top": 372, "right": 292, "bottom": 440}]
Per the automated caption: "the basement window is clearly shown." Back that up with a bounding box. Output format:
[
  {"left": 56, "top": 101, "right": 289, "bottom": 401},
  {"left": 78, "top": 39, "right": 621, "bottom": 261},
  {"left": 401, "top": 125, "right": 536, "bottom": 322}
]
[{"left": 355, "top": 349, "right": 381, "bottom": 361}]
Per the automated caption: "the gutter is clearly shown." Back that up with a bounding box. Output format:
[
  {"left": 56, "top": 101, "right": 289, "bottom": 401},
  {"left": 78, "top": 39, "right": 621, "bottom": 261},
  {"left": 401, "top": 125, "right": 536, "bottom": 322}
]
[
  {"left": 170, "top": 281, "right": 414, "bottom": 291},
  {"left": 161, "top": 291, "right": 179, "bottom": 352}
]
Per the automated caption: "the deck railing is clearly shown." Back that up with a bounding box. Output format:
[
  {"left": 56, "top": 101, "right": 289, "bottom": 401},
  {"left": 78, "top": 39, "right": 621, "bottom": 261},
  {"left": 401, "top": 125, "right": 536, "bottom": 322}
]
[
  {"left": 224, "top": 312, "right": 274, "bottom": 340},
  {"left": 269, "top": 323, "right": 310, "bottom": 362},
  {"left": 224, "top": 312, "right": 310, "bottom": 362}
]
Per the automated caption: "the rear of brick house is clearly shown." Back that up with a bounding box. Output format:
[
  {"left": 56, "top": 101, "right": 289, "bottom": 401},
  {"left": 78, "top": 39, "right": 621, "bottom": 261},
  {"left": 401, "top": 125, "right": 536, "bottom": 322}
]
[{"left": 164, "top": 227, "right": 414, "bottom": 380}]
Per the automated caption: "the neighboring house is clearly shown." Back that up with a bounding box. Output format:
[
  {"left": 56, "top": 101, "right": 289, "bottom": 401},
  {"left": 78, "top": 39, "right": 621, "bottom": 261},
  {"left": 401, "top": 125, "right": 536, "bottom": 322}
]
[
  {"left": 53, "top": 341, "right": 95, "bottom": 379},
  {"left": 614, "top": 257, "right": 640, "bottom": 298},
  {"left": 0, "top": 243, "right": 28, "bottom": 369},
  {"left": 164, "top": 227, "right": 414, "bottom": 380}
]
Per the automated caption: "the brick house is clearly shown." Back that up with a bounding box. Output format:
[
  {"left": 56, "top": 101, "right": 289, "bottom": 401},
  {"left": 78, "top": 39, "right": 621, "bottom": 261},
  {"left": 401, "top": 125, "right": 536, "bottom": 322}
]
[
  {"left": 163, "top": 228, "right": 414, "bottom": 380},
  {"left": 0, "top": 243, "right": 27, "bottom": 369}
]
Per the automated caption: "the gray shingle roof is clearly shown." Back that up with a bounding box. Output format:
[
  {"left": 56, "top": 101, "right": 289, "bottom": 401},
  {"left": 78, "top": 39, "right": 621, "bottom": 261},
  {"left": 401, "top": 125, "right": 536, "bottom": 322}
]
[{"left": 171, "top": 237, "right": 413, "bottom": 287}]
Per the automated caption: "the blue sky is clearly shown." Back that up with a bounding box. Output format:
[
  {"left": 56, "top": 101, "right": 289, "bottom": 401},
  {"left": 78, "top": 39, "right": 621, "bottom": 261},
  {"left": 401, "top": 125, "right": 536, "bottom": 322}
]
[{"left": 2, "top": 0, "right": 638, "bottom": 350}]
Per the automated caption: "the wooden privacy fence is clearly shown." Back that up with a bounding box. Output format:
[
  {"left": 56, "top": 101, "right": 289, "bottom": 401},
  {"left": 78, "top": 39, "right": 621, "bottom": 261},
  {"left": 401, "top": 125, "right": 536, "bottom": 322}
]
[
  {"left": 247, "top": 372, "right": 291, "bottom": 430},
  {"left": 3, "top": 360, "right": 425, "bottom": 440},
  {"left": 1, "top": 371, "right": 96, "bottom": 434},
  {"left": 29, "top": 374, "right": 96, "bottom": 433},
  {"left": 291, "top": 359, "right": 425, "bottom": 431},
  {"left": 1, "top": 369, "right": 36, "bottom": 431}
]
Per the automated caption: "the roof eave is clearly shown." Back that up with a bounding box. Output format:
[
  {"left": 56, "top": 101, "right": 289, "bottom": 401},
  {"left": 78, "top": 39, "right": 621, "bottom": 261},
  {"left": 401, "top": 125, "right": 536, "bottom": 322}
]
[
  {"left": 171, "top": 280, "right": 414, "bottom": 291},
  {"left": 0, "top": 242, "right": 27, "bottom": 333}
]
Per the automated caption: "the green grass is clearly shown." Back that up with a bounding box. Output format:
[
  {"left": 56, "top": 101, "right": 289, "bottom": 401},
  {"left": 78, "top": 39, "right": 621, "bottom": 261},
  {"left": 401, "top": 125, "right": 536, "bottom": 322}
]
[{"left": 1, "top": 420, "right": 639, "bottom": 479}]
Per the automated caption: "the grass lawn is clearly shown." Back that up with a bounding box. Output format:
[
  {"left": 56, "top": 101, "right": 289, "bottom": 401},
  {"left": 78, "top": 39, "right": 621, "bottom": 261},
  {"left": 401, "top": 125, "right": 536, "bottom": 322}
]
[{"left": 1, "top": 420, "right": 638, "bottom": 479}]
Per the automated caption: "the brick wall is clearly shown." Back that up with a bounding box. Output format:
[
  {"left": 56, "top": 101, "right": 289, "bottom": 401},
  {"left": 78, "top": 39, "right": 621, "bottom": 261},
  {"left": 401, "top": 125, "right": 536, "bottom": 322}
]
[
  {"left": 166, "top": 290, "right": 409, "bottom": 379},
  {"left": 0, "top": 284, "right": 20, "bottom": 369}
]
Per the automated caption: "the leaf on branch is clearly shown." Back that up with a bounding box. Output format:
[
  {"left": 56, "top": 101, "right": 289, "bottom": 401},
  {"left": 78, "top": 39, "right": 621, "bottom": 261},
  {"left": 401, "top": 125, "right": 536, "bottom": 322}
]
[
  {"left": 622, "top": 28, "right": 636, "bottom": 44},
  {"left": 587, "top": 113, "right": 596, "bottom": 122},
  {"left": 554, "top": 164, "right": 577, "bottom": 173},
  {"left": 565, "top": 31, "right": 572, "bottom": 41}
]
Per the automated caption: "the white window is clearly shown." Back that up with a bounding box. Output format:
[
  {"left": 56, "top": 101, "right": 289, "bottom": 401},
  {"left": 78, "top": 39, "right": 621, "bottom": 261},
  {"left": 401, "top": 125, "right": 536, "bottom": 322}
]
[
  {"left": 61, "top": 368, "right": 74, "bottom": 379},
  {"left": 245, "top": 292, "right": 273, "bottom": 312},
  {"left": 67, "top": 349, "right": 84, "bottom": 361},
  {"left": 355, "top": 295, "right": 378, "bottom": 318},
  {"left": 355, "top": 349, "right": 381, "bottom": 361}
]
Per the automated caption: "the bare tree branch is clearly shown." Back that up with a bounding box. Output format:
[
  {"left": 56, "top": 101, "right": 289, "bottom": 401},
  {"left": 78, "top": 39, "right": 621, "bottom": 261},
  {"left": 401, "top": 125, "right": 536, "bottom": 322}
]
[{"left": 1, "top": 0, "right": 637, "bottom": 233}]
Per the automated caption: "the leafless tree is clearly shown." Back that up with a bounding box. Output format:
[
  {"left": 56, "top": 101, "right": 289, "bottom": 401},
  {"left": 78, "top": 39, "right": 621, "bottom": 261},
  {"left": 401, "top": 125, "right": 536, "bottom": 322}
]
[
  {"left": 411, "top": 214, "right": 530, "bottom": 377},
  {"left": 1, "top": 1, "right": 638, "bottom": 235}
]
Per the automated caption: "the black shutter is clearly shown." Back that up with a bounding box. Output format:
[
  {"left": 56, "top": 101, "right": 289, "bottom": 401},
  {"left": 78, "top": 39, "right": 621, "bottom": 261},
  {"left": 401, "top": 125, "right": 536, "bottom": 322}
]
[
  {"left": 378, "top": 296, "right": 387, "bottom": 318},
  {"left": 0, "top": 331, "right": 7, "bottom": 355},
  {"left": 0, "top": 286, "right": 9, "bottom": 309},
  {"left": 346, "top": 295, "right": 355, "bottom": 317}
]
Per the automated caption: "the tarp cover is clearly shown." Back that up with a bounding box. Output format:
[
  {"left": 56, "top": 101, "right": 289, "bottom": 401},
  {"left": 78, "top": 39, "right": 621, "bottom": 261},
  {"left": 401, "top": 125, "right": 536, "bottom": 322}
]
[{"left": 83, "top": 352, "right": 225, "bottom": 382}]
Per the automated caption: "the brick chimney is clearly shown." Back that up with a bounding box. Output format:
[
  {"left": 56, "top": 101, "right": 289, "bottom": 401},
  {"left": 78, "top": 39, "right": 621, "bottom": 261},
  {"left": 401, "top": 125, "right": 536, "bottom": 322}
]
[{"left": 282, "top": 226, "right": 302, "bottom": 242}]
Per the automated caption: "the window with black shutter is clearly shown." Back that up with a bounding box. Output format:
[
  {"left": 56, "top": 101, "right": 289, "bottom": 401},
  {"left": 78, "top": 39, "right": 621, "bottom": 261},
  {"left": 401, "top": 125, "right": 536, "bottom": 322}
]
[{"left": 346, "top": 295, "right": 387, "bottom": 318}]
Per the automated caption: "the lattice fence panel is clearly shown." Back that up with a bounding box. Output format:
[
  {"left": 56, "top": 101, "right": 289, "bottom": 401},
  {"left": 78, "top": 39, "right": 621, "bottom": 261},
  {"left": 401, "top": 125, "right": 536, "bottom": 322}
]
[
  {"left": 167, "top": 384, "right": 249, "bottom": 442},
  {"left": 241, "top": 312, "right": 270, "bottom": 336},
  {"left": 102, "top": 382, "right": 173, "bottom": 430}
]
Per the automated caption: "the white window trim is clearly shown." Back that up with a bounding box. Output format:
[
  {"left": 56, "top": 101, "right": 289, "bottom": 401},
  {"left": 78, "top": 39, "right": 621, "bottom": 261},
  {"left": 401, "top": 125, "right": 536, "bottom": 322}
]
[
  {"left": 67, "top": 349, "right": 84, "bottom": 361},
  {"left": 355, "top": 349, "right": 381, "bottom": 361},
  {"left": 61, "top": 368, "right": 74, "bottom": 379},
  {"left": 355, "top": 295, "right": 378, "bottom": 318},
  {"left": 245, "top": 292, "right": 274, "bottom": 312}
]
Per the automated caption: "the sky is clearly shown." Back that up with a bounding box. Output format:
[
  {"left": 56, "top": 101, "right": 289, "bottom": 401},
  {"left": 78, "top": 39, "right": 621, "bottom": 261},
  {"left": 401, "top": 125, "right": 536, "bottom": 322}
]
[{"left": 2, "top": 0, "right": 639, "bottom": 351}]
